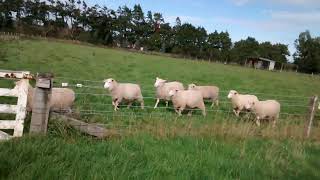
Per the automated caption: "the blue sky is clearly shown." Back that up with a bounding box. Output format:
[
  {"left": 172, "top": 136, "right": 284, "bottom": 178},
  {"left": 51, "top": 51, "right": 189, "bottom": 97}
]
[{"left": 86, "top": 0, "right": 320, "bottom": 60}]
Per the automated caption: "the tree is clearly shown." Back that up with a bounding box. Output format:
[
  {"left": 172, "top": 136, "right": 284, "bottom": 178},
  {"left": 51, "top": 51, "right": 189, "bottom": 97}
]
[
  {"left": 0, "top": 0, "right": 14, "bottom": 30},
  {"left": 195, "top": 27, "right": 207, "bottom": 58},
  {"left": 114, "top": 6, "right": 133, "bottom": 47},
  {"left": 132, "top": 4, "right": 145, "bottom": 47},
  {"left": 232, "top": 37, "right": 259, "bottom": 64},
  {"left": 206, "top": 31, "right": 231, "bottom": 61},
  {"left": 173, "top": 23, "right": 201, "bottom": 57},
  {"left": 0, "top": 0, "right": 297, "bottom": 64},
  {"left": 219, "top": 31, "right": 232, "bottom": 62},
  {"left": 175, "top": 17, "right": 181, "bottom": 27},
  {"left": 294, "top": 31, "right": 320, "bottom": 73},
  {"left": 259, "top": 42, "right": 289, "bottom": 63}
]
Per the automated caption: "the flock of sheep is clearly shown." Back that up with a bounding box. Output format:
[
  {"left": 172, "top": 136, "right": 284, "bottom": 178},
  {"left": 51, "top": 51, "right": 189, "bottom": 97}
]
[
  {"left": 13, "top": 76, "right": 280, "bottom": 127},
  {"left": 103, "top": 77, "right": 281, "bottom": 127}
]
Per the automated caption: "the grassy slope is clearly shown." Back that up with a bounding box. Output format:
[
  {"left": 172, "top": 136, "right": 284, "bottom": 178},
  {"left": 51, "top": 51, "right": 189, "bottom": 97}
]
[
  {"left": 1, "top": 133, "right": 320, "bottom": 180},
  {"left": 0, "top": 39, "right": 320, "bottom": 179}
]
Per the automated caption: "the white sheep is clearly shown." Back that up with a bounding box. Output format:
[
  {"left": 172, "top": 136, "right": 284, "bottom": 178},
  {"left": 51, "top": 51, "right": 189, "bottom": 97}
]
[
  {"left": 154, "top": 77, "right": 184, "bottom": 108},
  {"left": 188, "top": 83, "right": 219, "bottom": 107},
  {"left": 104, "top": 78, "right": 144, "bottom": 111},
  {"left": 13, "top": 80, "right": 75, "bottom": 112},
  {"left": 227, "top": 90, "right": 259, "bottom": 116},
  {"left": 169, "top": 89, "right": 206, "bottom": 116},
  {"left": 245, "top": 100, "right": 281, "bottom": 127}
]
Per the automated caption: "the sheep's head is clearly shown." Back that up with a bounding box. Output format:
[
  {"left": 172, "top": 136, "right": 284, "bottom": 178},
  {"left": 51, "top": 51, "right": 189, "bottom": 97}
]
[
  {"left": 169, "top": 89, "right": 179, "bottom": 97},
  {"left": 227, "top": 90, "right": 238, "bottom": 99},
  {"left": 188, "top": 83, "right": 197, "bottom": 90},
  {"left": 103, "top": 78, "right": 116, "bottom": 90},
  {"left": 245, "top": 101, "right": 255, "bottom": 110},
  {"left": 154, "top": 77, "right": 166, "bottom": 88}
]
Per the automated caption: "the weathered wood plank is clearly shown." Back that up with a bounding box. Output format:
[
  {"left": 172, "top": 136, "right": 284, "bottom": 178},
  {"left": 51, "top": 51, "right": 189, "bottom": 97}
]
[
  {"left": 51, "top": 113, "right": 120, "bottom": 138},
  {"left": 0, "top": 104, "right": 17, "bottom": 114},
  {"left": 0, "top": 120, "right": 17, "bottom": 129},
  {"left": 13, "top": 79, "right": 29, "bottom": 137},
  {"left": 0, "top": 130, "right": 11, "bottom": 140},
  {"left": 0, "top": 70, "right": 31, "bottom": 79},
  {"left": 0, "top": 88, "right": 18, "bottom": 97},
  {"left": 30, "top": 76, "right": 52, "bottom": 134}
]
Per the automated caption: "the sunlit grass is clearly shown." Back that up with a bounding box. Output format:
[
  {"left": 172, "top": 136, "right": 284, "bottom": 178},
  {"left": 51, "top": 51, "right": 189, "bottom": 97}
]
[{"left": 0, "top": 39, "right": 319, "bottom": 179}]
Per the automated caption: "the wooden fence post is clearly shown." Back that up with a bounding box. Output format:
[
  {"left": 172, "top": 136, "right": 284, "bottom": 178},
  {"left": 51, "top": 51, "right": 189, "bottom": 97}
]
[
  {"left": 30, "top": 73, "right": 53, "bottom": 134},
  {"left": 304, "top": 96, "right": 318, "bottom": 138}
]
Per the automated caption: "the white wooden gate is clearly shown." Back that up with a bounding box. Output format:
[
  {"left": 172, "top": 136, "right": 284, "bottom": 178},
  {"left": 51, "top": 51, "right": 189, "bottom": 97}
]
[{"left": 0, "top": 70, "right": 30, "bottom": 140}]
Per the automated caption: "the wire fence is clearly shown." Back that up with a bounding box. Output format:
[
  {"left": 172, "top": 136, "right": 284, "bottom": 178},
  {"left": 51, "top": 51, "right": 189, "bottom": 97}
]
[
  {"left": 1, "top": 76, "right": 319, "bottom": 139},
  {"left": 0, "top": 77, "right": 316, "bottom": 115},
  {"left": 47, "top": 76, "right": 318, "bottom": 124},
  {"left": 54, "top": 76, "right": 312, "bottom": 99}
]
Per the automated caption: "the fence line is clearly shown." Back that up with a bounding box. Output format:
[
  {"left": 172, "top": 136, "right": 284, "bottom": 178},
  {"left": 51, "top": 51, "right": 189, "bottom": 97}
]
[
  {"left": 53, "top": 78, "right": 312, "bottom": 99},
  {"left": 83, "top": 101, "right": 309, "bottom": 108},
  {"left": 73, "top": 92, "right": 308, "bottom": 104},
  {"left": 71, "top": 103, "right": 307, "bottom": 116},
  {"left": 71, "top": 108, "right": 306, "bottom": 117},
  {"left": 0, "top": 76, "right": 313, "bottom": 130}
]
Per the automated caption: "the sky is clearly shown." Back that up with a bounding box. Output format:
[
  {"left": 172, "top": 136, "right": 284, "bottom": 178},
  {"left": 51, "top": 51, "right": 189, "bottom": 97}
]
[{"left": 86, "top": 0, "right": 320, "bottom": 61}]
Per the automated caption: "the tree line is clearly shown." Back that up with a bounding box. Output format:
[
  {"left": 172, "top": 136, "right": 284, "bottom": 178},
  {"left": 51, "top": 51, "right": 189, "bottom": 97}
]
[{"left": 0, "top": 0, "right": 319, "bottom": 73}]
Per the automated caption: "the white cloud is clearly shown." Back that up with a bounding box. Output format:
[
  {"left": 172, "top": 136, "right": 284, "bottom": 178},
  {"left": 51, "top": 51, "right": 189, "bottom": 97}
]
[
  {"left": 270, "top": 0, "right": 320, "bottom": 6},
  {"left": 271, "top": 11, "right": 320, "bottom": 24},
  {"left": 231, "top": 0, "right": 320, "bottom": 7},
  {"left": 213, "top": 9, "right": 320, "bottom": 32},
  {"left": 231, "top": 0, "right": 251, "bottom": 6}
]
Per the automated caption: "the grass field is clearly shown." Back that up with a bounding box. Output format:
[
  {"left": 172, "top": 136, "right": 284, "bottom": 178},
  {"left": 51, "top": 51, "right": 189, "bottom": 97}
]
[{"left": 0, "top": 39, "right": 320, "bottom": 179}]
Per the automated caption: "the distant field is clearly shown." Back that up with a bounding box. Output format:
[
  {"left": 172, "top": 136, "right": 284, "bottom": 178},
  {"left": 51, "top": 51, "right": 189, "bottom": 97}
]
[{"left": 0, "top": 39, "right": 320, "bottom": 179}]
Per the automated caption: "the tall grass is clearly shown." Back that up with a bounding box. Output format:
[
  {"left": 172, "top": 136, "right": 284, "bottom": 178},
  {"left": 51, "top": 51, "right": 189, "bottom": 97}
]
[{"left": 0, "top": 39, "right": 319, "bottom": 179}]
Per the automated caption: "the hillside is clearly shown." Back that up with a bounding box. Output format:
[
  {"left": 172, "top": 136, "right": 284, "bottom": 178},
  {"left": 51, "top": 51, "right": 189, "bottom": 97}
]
[{"left": 0, "top": 39, "right": 319, "bottom": 179}]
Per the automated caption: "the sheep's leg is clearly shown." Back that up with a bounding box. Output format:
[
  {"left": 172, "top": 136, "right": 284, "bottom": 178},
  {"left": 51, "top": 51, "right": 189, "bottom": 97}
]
[
  {"left": 233, "top": 108, "right": 240, "bottom": 117},
  {"left": 127, "top": 101, "right": 133, "bottom": 109},
  {"left": 200, "top": 104, "right": 206, "bottom": 116},
  {"left": 165, "top": 101, "right": 169, "bottom": 107},
  {"left": 174, "top": 107, "right": 180, "bottom": 114},
  {"left": 233, "top": 109, "right": 237, "bottom": 115},
  {"left": 178, "top": 106, "right": 185, "bottom": 116},
  {"left": 114, "top": 99, "right": 120, "bottom": 111},
  {"left": 138, "top": 98, "right": 144, "bottom": 110},
  {"left": 272, "top": 117, "right": 277, "bottom": 128},
  {"left": 112, "top": 99, "right": 116, "bottom": 111},
  {"left": 256, "top": 117, "right": 261, "bottom": 126},
  {"left": 67, "top": 107, "right": 72, "bottom": 114},
  {"left": 112, "top": 99, "right": 119, "bottom": 110},
  {"left": 236, "top": 110, "right": 241, "bottom": 117},
  {"left": 201, "top": 108, "right": 206, "bottom": 117},
  {"left": 187, "top": 110, "right": 193, "bottom": 117},
  {"left": 215, "top": 99, "right": 219, "bottom": 106},
  {"left": 210, "top": 99, "right": 215, "bottom": 108},
  {"left": 154, "top": 98, "right": 160, "bottom": 109}
]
